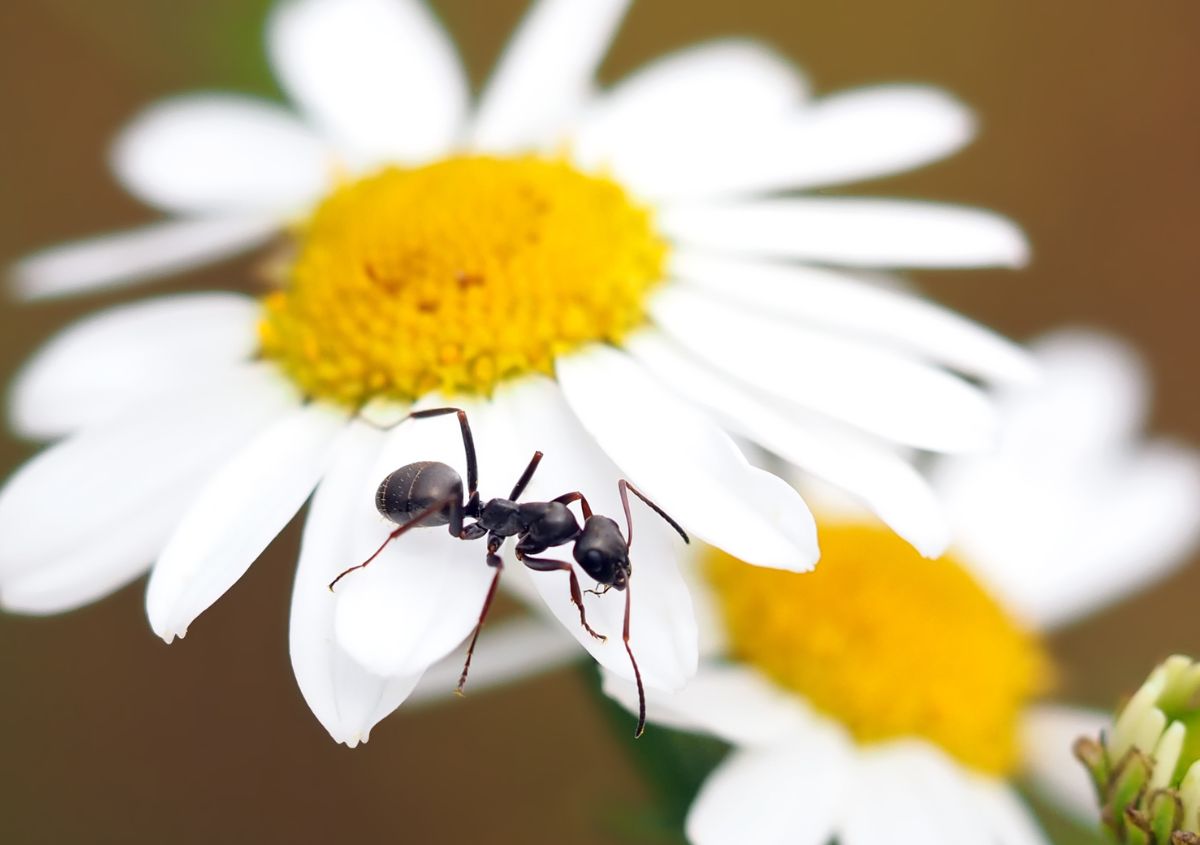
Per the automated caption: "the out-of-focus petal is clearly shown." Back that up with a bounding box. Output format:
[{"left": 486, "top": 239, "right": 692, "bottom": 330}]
[
  {"left": 11, "top": 216, "right": 278, "bottom": 300},
  {"left": 112, "top": 94, "right": 330, "bottom": 214},
  {"left": 471, "top": 0, "right": 630, "bottom": 152},
  {"left": 687, "top": 737, "right": 852, "bottom": 845},
  {"left": 269, "top": 0, "right": 468, "bottom": 166},
  {"left": 1022, "top": 705, "right": 1109, "bottom": 825}
]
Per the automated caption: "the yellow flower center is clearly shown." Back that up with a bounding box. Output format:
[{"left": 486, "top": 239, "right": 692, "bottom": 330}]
[
  {"left": 258, "top": 155, "right": 667, "bottom": 406},
  {"left": 705, "top": 523, "right": 1051, "bottom": 774}
]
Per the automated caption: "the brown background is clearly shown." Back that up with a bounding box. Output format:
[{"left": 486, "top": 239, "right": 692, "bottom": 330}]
[{"left": 2, "top": 1, "right": 1199, "bottom": 842}]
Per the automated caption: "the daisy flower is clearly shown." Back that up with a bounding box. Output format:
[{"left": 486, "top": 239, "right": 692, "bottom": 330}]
[
  {"left": 3, "top": 0, "right": 1029, "bottom": 745},
  {"left": 603, "top": 330, "right": 1200, "bottom": 844}
]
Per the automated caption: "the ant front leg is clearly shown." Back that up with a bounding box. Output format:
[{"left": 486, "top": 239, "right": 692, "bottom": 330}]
[
  {"left": 519, "top": 555, "right": 607, "bottom": 642},
  {"left": 457, "top": 550, "right": 504, "bottom": 695}
]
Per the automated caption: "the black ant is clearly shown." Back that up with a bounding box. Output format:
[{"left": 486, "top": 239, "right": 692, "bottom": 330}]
[{"left": 327, "top": 407, "right": 689, "bottom": 737}]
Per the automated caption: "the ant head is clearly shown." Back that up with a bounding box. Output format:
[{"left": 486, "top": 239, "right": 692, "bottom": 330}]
[{"left": 578, "top": 547, "right": 629, "bottom": 589}]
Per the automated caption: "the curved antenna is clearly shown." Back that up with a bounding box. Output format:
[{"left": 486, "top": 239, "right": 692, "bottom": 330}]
[{"left": 618, "top": 479, "right": 689, "bottom": 550}]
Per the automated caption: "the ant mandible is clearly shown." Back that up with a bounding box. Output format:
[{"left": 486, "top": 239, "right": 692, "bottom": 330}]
[{"left": 327, "top": 407, "right": 690, "bottom": 737}]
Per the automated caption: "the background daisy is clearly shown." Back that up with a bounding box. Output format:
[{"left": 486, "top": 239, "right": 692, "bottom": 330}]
[{"left": 602, "top": 330, "right": 1200, "bottom": 844}]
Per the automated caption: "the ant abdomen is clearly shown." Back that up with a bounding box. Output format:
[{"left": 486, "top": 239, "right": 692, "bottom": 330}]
[{"left": 375, "top": 461, "right": 463, "bottom": 527}]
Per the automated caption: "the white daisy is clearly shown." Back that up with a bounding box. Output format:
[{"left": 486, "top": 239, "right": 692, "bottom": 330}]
[
  {"left": 601, "top": 330, "right": 1200, "bottom": 844},
  {"left": 3, "top": 0, "right": 1030, "bottom": 745}
]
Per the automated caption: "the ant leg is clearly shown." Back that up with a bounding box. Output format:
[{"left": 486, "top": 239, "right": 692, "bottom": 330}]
[
  {"left": 457, "top": 551, "right": 504, "bottom": 695},
  {"left": 406, "top": 408, "right": 479, "bottom": 500},
  {"left": 617, "top": 480, "right": 690, "bottom": 550},
  {"left": 328, "top": 494, "right": 457, "bottom": 591},
  {"left": 507, "top": 451, "right": 544, "bottom": 501},
  {"left": 519, "top": 555, "right": 607, "bottom": 642},
  {"left": 553, "top": 491, "right": 593, "bottom": 519},
  {"left": 623, "top": 581, "right": 646, "bottom": 738}
]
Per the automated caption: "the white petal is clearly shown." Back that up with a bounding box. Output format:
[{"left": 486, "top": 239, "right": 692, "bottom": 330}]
[
  {"left": 992, "top": 330, "right": 1150, "bottom": 466},
  {"left": 269, "top": 0, "right": 468, "bottom": 165},
  {"left": 408, "top": 616, "right": 581, "bottom": 705},
  {"left": 496, "top": 377, "right": 697, "bottom": 691},
  {"left": 471, "top": 0, "right": 630, "bottom": 152},
  {"left": 939, "top": 442, "right": 1200, "bottom": 628},
  {"left": 970, "top": 780, "right": 1050, "bottom": 845},
  {"left": 1022, "top": 705, "right": 1109, "bottom": 825},
  {"left": 602, "top": 664, "right": 814, "bottom": 747},
  {"left": 112, "top": 94, "right": 331, "bottom": 214},
  {"left": 289, "top": 420, "right": 422, "bottom": 747},
  {"left": 659, "top": 198, "right": 1029, "bottom": 269},
  {"left": 0, "top": 366, "right": 295, "bottom": 612},
  {"left": 688, "top": 736, "right": 851, "bottom": 845},
  {"left": 840, "top": 743, "right": 981, "bottom": 845},
  {"left": 628, "top": 332, "right": 949, "bottom": 557},
  {"left": 671, "top": 251, "right": 1037, "bottom": 385},
  {"left": 650, "top": 287, "right": 997, "bottom": 453},
  {"left": 631, "top": 85, "right": 972, "bottom": 200},
  {"left": 11, "top": 216, "right": 278, "bottom": 300},
  {"left": 10, "top": 293, "right": 260, "bottom": 440},
  {"left": 573, "top": 40, "right": 807, "bottom": 193},
  {"left": 557, "top": 345, "right": 817, "bottom": 571},
  {"left": 147, "top": 403, "right": 346, "bottom": 642},
  {"left": 332, "top": 397, "right": 498, "bottom": 677}
]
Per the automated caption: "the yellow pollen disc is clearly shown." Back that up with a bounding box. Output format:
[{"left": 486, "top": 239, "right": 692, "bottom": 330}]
[
  {"left": 705, "top": 524, "right": 1052, "bottom": 774},
  {"left": 258, "top": 155, "right": 668, "bottom": 406}
]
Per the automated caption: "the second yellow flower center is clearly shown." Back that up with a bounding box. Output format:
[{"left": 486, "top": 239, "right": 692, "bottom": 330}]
[
  {"left": 705, "top": 523, "right": 1051, "bottom": 774},
  {"left": 259, "top": 155, "right": 668, "bottom": 406}
]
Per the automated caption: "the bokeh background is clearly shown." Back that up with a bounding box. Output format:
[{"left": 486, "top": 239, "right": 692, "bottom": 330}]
[{"left": 2, "top": 0, "right": 1199, "bottom": 841}]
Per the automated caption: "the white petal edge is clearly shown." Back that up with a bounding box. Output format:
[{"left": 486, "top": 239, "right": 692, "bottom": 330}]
[
  {"left": 659, "top": 198, "right": 1029, "bottom": 269},
  {"left": 0, "top": 366, "right": 296, "bottom": 611},
  {"left": 147, "top": 403, "right": 346, "bottom": 642},
  {"left": 332, "top": 396, "right": 500, "bottom": 677},
  {"left": 687, "top": 735, "right": 853, "bottom": 845},
  {"left": 572, "top": 39, "right": 807, "bottom": 190},
  {"left": 650, "top": 286, "right": 998, "bottom": 453},
  {"left": 290, "top": 420, "right": 423, "bottom": 747},
  {"left": 10, "top": 216, "right": 279, "bottom": 300},
  {"left": 497, "top": 376, "right": 697, "bottom": 691},
  {"left": 625, "top": 85, "right": 973, "bottom": 200},
  {"left": 602, "top": 664, "right": 816, "bottom": 747},
  {"left": 557, "top": 345, "right": 818, "bottom": 571},
  {"left": 268, "top": 0, "right": 468, "bottom": 166},
  {"left": 111, "top": 93, "right": 331, "bottom": 214},
  {"left": 1022, "top": 705, "right": 1109, "bottom": 825},
  {"left": 10, "top": 293, "right": 261, "bottom": 440},
  {"left": 670, "top": 251, "right": 1038, "bottom": 385},
  {"left": 628, "top": 332, "right": 949, "bottom": 557},
  {"left": 970, "top": 779, "right": 1050, "bottom": 845},
  {"left": 840, "top": 743, "right": 982, "bottom": 845},
  {"left": 471, "top": 0, "right": 630, "bottom": 153}
]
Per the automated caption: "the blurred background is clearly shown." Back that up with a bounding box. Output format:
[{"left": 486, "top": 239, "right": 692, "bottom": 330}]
[{"left": 2, "top": 0, "right": 1199, "bottom": 841}]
